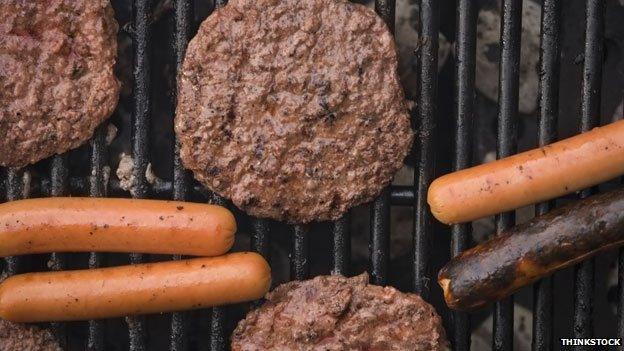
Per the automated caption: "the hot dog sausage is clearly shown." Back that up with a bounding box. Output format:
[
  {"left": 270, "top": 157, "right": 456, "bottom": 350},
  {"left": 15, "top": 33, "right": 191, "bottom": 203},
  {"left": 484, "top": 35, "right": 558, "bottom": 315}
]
[
  {"left": 0, "top": 197, "right": 235, "bottom": 256},
  {"left": 0, "top": 252, "right": 271, "bottom": 322},
  {"left": 428, "top": 119, "right": 624, "bottom": 224},
  {"left": 438, "top": 187, "right": 624, "bottom": 311}
]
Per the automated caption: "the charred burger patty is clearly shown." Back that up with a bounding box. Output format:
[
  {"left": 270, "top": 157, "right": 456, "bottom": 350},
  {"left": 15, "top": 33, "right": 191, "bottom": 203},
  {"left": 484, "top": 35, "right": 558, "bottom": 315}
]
[{"left": 176, "top": 0, "right": 413, "bottom": 223}]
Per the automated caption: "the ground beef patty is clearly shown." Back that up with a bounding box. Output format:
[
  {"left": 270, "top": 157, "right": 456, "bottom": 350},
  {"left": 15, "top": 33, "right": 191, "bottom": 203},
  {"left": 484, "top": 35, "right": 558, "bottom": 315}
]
[
  {"left": 231, "top": 274, "right": 448, "bottom": 350},
  {"left": 0, "top": 0, "right": 119, "bottom": 168},
  {"left": 176, "top": 0, "right": 413, "bottom": 223},
  {"left": 0, "top": 320, "right": 61, "bottom": 351}
]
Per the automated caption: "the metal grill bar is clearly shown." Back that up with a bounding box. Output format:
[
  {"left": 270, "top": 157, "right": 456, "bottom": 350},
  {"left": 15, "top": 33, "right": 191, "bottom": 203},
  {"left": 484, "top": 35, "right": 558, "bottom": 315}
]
[
  {"left": 50, "top": 154, "right": 69, "bottom": 348},
  {"left": 4, "top": 169, "right": 23, "bottom": 276},
  {"left": 87, "top": 125, "right": 108, "bottom": 351},
  {"left": 170, "top": 0, "right": 194, "bottom": 350},
  {"left": 451, "top": 0, "right": 476, "bottom": 348},
  {"left": 210, "top": 307, "right": 226, "bottom": 351},
  {"left": 291, "top": 225, "right": 310, "bottom": 280},
  {"left": 370, "top": 188, "right": 390, "bottom": 286},
  {"left": 129, "top": 0, "right": 153, "bottom": 349},
  {"left": 368, "top": 0, "right": 395, "bottom": 287},
  {"left": 573, "top": 0, "right": 605, "bottom": 346},
  {"left": 494, "top": 0, "right": 523, "bottom": 349},
  {"left": 619, "top": 246, "right": 624, "bottom": 345},
  {"left": 413, "top": 0, "right": 438, "bottom": 299},
  {"left": 251, "top": 219, "right": 271, "bottom": 264},
  {"left": 49, "top": 155, "right": 68, "bottom": 274},
  {"left": 531, "top": 1, "right": 561, "bottom": 350},
  {"left": 332, "top": 214, "right": 350, "bottom": 276}
]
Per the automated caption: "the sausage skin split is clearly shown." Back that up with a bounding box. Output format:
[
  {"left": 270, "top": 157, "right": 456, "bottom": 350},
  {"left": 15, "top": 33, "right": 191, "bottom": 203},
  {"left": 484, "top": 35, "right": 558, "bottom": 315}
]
[
  {"left": 0, "top": 197, "right": 235, "bottom": 256},
  {"left": 428, "top": 119, "right": 624, "bottom": 224},
  {"left": 0, "top": 252, "right": 271, "bottom": 322},
  {"left": 438, "top": 187, "right": 624, "bottom": 311}
]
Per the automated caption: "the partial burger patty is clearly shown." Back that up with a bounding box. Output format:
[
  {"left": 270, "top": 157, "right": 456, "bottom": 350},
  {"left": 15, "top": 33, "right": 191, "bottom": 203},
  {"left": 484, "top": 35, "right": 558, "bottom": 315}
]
[
  {"left": 0, "top": 320, "right": 61, "bottom": 351},
  {"left": 176, "top": 0, "right": 413, "bottom": 223},
  {"left": 0, "top": 0, "right": 119, "bottom": 168},
  {"left": 232, "top": 274, "right": 447, "bottom": 350}
]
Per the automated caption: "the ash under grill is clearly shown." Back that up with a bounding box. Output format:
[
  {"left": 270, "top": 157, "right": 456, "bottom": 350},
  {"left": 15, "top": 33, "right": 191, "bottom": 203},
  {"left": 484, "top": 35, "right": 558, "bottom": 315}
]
[{"left": 1, "top": 0, "right": 623, "bottom": 350}]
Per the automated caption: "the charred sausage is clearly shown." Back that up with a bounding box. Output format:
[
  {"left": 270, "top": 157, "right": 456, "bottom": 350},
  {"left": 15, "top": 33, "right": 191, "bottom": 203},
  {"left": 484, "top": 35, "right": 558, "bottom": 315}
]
[
  {"left": 428, "top": 119, "right": 624, "bottom": 224},
  {"left": 438, "top": 187, "right": 624, "bottom": 311},
  {"left": 0, "top": 197, "right": 235, "bottom": 256},
  {"left": 0, "top": 252, "right": 271, "bottom": 322}
]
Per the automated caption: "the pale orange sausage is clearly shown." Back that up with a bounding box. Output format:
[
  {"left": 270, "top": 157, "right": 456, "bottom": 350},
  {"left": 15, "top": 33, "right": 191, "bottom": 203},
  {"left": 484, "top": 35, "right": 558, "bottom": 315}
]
[
  {"left": 0, "top": 252, "right": 271, "bottom": 322},
  {"left": 0, "top": 197, "right": 236, "bottom": 256},
  {"left": 428, "top": 119, "right": 624, "bottom": 224}
]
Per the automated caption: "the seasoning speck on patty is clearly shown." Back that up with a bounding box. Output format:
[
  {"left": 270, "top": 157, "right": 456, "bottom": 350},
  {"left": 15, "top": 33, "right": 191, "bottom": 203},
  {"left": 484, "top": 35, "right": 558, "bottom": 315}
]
[
  {"left": 0, "top": 0, "right": 119, "bottom": 168},
  {"left": 176, "top": 0, "right": 413, "bottom": 223},
  {"left": 232, "top": 274, "right": 448, "bottom": 351}
]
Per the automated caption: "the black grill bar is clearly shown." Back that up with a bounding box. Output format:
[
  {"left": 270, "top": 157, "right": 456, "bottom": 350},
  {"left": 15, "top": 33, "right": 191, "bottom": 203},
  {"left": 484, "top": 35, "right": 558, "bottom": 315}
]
[
  {"left": 171, "top": 0, "right": 194, "bottom": 350},
  {"left": 208, "top": 2, "right": 230, "bottom": 349},
  {"left": 332, "top": 214, "right": 350, "bottom": 276},
  {"left": 50, "top": 154, "right": 69, "bottom": 348},
  {"left": 210, "top": 307, "right": 226, "bottom": 351},
  {"left": 4, "top": 169, "right": 23, "bottom": 276},
  {"left": 532, "top": 1, "right": 561, "bottom": 350},
  {"left": 370, "top": 188, "right": 390, "bottom": 286},
  {"left": 49, "top": 155, "right": 68, "bottom": 275},
  {"left": 494, "top": 0, "right": 523, "bottom": 350},
  {"left": 369, "top": 0, "right": 394, "bottom": 287},
  {"left": 291, "top": 225, "right": 310, "bottom": 280},
  {"left": 451, "top": 0, "right": 476, "bottom": 348},
  {"left": 87, "top": 125, "right": 108, "bottom": 351},
  {"left": 129, "top": 0, "right": 152, "bottom": 348},
  {"left": 413, "top": 0, "right": 438, "bottom": 299},
  {"left": 374, "top": 0, "right": 395, "bottom": 34},
  {"left": 251, "top": 219, "right": 271, "bottom": 262},
  {"left": 573, "top": 0, "right": 605, "bottom": 346}
]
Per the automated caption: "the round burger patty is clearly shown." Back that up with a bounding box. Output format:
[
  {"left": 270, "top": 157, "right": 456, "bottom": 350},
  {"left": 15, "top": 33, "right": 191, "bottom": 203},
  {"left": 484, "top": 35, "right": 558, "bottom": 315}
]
[
  {"left": 0, "top": 320, "right": 61, "bottom": 351},
  {"left": 232, "top": 274, "right": 448, "bottom": 350},
  {"left": 176, "top": 0, "right": 413, "bottom": 223},
  {"left": 0, "top": 0, "right": 119, "bottom": 168}
]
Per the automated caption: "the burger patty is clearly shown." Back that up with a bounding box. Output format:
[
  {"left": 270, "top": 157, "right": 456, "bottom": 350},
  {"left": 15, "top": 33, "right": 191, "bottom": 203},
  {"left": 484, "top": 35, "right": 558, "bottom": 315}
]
[
  {"left": 176, "top": 0, "right": 413, "bottom": 223},
  {"left": 0, "top": 320, "right": 61, "bottom": 351},
  {"left": 0, "top": 0, "right": 119, "bottom": 168},
  {"left": 231, "top": 274, "right": 448, "bottom": 350}
]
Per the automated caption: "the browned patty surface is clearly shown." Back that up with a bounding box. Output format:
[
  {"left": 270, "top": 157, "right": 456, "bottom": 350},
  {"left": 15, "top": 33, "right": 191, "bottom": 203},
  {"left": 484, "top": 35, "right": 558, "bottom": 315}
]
[
  {"left": 176, "top": 0, "right": 413, "bottom": 223},
  {"left": 0, "top": 320, "right": 61, "bottom": 351},
  {"left": 231, "top": 274, "right": 448, "bottom": 350},
  {"left": 0, "top": 0, "right": 119, "bottom": 168}
]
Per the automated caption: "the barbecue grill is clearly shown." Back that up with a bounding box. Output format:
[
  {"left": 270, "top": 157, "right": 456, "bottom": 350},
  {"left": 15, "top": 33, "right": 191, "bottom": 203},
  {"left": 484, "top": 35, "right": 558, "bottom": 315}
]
[{"left": 1, "top": 0, "right": 621, "bottom": 350}]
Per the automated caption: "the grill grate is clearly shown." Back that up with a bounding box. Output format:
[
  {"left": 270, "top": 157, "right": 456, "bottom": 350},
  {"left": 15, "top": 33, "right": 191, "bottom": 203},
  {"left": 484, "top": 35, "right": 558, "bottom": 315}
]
[
  {"left": 493, "top": 0, "right": 522, "bottom": 349},
  {"left": 0, "top": 0, "right": 619, "bottom": 350},
  {"left": 451, "top": 0, "right": 477, "bottom": 349},
  {"left": 532, "top": 0, "right": 561, "bottom": 350}
]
